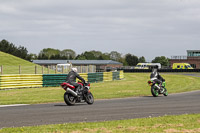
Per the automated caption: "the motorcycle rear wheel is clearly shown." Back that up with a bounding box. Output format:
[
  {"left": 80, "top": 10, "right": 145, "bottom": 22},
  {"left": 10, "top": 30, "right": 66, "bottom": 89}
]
[
  {"left": 85, "top": 93, "right": 94, "bottom": 105},
  {"left": 151, "top": 86, "right": 159, "bottom": 97},
  {"left": 64, "top": 92, "right": 76, "bottom": 106}
]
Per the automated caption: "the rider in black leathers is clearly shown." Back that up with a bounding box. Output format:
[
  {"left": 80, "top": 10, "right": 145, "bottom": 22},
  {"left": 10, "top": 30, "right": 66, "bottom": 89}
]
[
  {"left": 66, "top": 68, "right": 85, "bottom": 94},
  {"left": 150, "top": 68, "right": 165, "bottom": 88}
]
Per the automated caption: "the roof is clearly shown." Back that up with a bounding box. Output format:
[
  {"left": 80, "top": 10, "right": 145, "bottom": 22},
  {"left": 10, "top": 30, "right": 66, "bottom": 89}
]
[
  {"left": 32, "top": 60, "right": 123, "bottom": 65},
  {"left": 187, "top": 50, "right": 200, "bottom": 53}
]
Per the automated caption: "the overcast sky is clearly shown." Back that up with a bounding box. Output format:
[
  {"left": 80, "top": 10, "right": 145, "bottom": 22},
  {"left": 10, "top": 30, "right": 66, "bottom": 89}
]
[{"left": 0, "top": 0, "right": 200, "bottom": 61}]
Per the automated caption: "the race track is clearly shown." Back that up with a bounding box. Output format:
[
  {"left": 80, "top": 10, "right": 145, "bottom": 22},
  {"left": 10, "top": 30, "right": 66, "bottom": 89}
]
[{"left": 0, "top": 90, "right": 200, "bottom": 128}]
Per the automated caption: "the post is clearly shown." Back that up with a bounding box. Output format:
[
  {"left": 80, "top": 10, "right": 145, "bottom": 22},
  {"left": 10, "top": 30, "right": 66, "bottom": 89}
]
[
  {"left": 62, "top": 66, "right": 64, "bottom": 74},
  {"left": 48, "top": 66, "right": 50, "bottom": 74},
  {"left": 55, "top": 65, "right": 57, "bottom": 74},
  {"left": 19, "top": 65, "right": 21, "bottom": 74},
  {"left": 35, "top": 65, "right": 37, "bottom": 74},
  {"left": 0, "top": 65, "right": 2, "bottom": 75},
  {"left": 42, "top": 66, "right": 44, "bottom": 74}
]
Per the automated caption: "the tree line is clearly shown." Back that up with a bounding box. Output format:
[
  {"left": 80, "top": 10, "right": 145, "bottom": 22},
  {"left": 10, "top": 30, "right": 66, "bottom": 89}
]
[
  {"left": 0, "top": 39, "right": 169, "bottom": 66},
  {"left": 0, "top": 39, "right": 32, "bottom": 61},
  {"left": 37, "top": 48, "right": 147, "bottom": 66}
]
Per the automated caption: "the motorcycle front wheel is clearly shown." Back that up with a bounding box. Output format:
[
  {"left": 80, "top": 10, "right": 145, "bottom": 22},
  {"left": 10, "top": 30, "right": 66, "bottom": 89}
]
[
  {"left": 163, "top": 88, "right": 168, "bottom": 96},
  {"left": 151, "top": 86, "right": 159, "bottom": 97},
  {"left": 85, "top": 93, "right": 94, "bottom": 105},
  {"left": 64, "top": 92, "right": 76, "bottom": 106}
]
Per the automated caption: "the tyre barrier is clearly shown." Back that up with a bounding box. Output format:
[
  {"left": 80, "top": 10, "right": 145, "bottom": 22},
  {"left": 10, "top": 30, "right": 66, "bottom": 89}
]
[
  {"left": 0, "top": 74, "right": 43, "bottom": 89},
  {"left": 0, "top": 71, "right": 124, "bottom": 89},
  {"left": 43, "top": 74, "right": 67, "bottom": 87}
]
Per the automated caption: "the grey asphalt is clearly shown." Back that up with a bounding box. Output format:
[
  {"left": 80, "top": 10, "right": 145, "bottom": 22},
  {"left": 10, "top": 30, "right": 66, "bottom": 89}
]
[{"left": 0, "top": 90, "right": 200, "bottom": 129}]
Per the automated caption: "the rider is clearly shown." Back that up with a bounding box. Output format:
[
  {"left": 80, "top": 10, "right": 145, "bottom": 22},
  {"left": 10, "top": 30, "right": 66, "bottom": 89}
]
[
  {"left": 66, "top": 67, "right": 85, "bottom": 95},
  {"left": 150, "top": 68, "right": 165, "bottom": 92}
]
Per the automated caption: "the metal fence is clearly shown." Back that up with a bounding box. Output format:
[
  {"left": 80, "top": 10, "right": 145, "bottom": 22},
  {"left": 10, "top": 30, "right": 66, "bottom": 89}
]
[
  {"left": 0, "top": 65, "right": 97, "bottom": 75},
  {"left": 0, "top": 65, "right": 57, "bottom": 75}
]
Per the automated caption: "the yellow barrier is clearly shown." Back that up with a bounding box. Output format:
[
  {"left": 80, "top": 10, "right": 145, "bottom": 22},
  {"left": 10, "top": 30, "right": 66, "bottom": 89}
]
[
  {"left": 0, "top": 71, "right": 124, "bottom": 89},
  {"left": 0, "top": 74, "right": 43, "bottom": 89},
  {"left": 79, "top": 73, "right": 88, "bottom": 82},
  {"left": 119, "top": 70, "right": 124, "bottom": 79},
  {"left": 103, "top": 72, "right": 113, "bottom": 82}
]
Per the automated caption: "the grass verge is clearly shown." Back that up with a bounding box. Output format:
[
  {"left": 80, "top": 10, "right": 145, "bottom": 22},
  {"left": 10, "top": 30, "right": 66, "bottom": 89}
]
[
  {"left": 0, "top": 51, "right": 56, "bottom": 74},
  {"left": 0, "top": 73, "right": 200, "bottom": 105},
  {"left": 0, "top": 113, "right": 199, "bottom": 133}
]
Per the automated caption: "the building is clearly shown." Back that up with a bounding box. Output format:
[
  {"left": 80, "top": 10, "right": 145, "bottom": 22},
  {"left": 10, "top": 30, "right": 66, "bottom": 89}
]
[
  {"left": 32, "top": 60, "right": 123, "bottom": 73},
  {"left": 170, "top": 50, "right": 200, "bottom": 68}
]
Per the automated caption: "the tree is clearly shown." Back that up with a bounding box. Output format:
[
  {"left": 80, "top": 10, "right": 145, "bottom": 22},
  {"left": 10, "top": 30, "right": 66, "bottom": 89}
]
[
  {"left": 75, "top": 54, "right": 86, "bottom": 60},
  {"left": 38, "top": 53, "right": 48, "bottom": 59},
  {"left": 83, "top": 51, "right": 96, "bottom": 60},
  {"left": 138, "top": 56, "right": 146, "bottom": 63},
  {"left": 0, "top": 39, "right": 31, "bottom": 61},
  {"left": 119, "top": 55, "right": 128, "bottom": 66},
  {"left": 29, "top": 53, "right": 38, "bottom": 60},
  {"left": 0, "top": 40, "right": 10, "bottom": 53},
  {"left": 89, "top": 50, "right": 102, "bottom": 59},
  {"left": 109, "top": 51, "right": 122, "bottom": 61},
  {"left": 38, "top": 48, "right": 60, "bottom": 59},
  {"left": 60, "top": 49, "right": 76, "bottom": 59},
  {"left": 17, "top": 46, "right": 28, "bottom": 59},
  {"left": 98, "top": 53, "right": 110, "bottom": 60},
  {"left": 75, "top": 51, "right": 97, "bottom": 60},
  {"left": 152, "top": 56, "right": 169, "bottom": 66},
  {"left": 125, "top": 53, "right": 139, "bottom": 66}
]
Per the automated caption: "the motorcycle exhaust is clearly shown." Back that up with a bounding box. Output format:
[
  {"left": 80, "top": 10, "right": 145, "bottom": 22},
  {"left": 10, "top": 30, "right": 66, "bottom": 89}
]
[{"left": 66, "top": 88, "right": 78, "bottom": 97}]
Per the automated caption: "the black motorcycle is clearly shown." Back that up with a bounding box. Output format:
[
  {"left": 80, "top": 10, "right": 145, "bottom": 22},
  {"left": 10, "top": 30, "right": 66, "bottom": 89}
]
[{"left": 61, "top": 81, "right": 94, "bottom": 106}]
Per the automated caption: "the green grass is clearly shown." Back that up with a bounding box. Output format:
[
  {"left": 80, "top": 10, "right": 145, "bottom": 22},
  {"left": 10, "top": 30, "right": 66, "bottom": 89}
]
[
  {"left": 0, "top": 73, "right": 200, "bottom": 105},
  {"left": 0, "top": 51, "right": 55, "bottom": 74},
  {"left": 0, "top": 73, "right": 200, "bottom": 132},
  {"left": 93, "top": 73, "right": 200, "bottom": 99},
  {"left": 1, "top": 113, "right": 199, "bottom": 133}
]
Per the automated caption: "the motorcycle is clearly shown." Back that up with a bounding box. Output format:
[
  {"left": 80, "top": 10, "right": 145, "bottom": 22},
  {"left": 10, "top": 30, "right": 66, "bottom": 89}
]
[
  {"left": 147, "top": 79, "right": 168, "bottom": 97},
  {"left": 61, "top": 81, "right": 94, "bottom": 106}
]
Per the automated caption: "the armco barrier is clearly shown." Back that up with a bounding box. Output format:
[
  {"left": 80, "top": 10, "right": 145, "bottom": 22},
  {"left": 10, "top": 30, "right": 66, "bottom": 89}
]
[
  {"left": 0, "top": 71, "right": 124, "bottom": 89},
  {"left": 0, "top": 74, "right": 43, "bottom": 89}
]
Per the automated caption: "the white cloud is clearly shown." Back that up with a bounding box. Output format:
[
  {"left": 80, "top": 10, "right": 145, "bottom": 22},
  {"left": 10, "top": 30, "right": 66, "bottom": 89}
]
[{"left": 0, "top": 0, "right": 200, "bottom": 60}]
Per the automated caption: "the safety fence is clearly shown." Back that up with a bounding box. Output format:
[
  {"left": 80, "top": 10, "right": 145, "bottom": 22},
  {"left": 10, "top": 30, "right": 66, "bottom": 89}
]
[
  {"left": 0, "top": 71, "right": 124, "bottom": 89},
  {"left": 0, "top": 65, "right": 96, "bottom": 75}
]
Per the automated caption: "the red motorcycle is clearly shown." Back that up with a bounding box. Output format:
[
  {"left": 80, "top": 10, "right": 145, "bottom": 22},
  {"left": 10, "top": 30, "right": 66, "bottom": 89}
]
[{"left": 61, "top": 81, "right": 94, "bottom": 106}]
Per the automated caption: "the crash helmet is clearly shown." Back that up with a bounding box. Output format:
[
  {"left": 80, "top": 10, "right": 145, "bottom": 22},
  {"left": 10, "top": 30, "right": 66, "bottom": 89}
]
[
  {"left": 152, "top": 68, "right": 157, "bottom": 74},
  {"left": 71, "top": 67, "right": 78, "bottom": 73}
]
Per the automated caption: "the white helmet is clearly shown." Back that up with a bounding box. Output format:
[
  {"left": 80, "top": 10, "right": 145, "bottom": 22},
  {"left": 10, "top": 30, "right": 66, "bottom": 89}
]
[
  {"left": 152, "top": 68, "right": 157, "bottom": 73},
  {"left": 71, "top": 67, "right": 77, "bottom": 73}
]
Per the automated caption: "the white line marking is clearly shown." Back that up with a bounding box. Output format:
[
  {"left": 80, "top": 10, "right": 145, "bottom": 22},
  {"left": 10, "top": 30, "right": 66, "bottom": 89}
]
[{"left": 0, "top": 104, "right": 29, "bottom": 108}]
